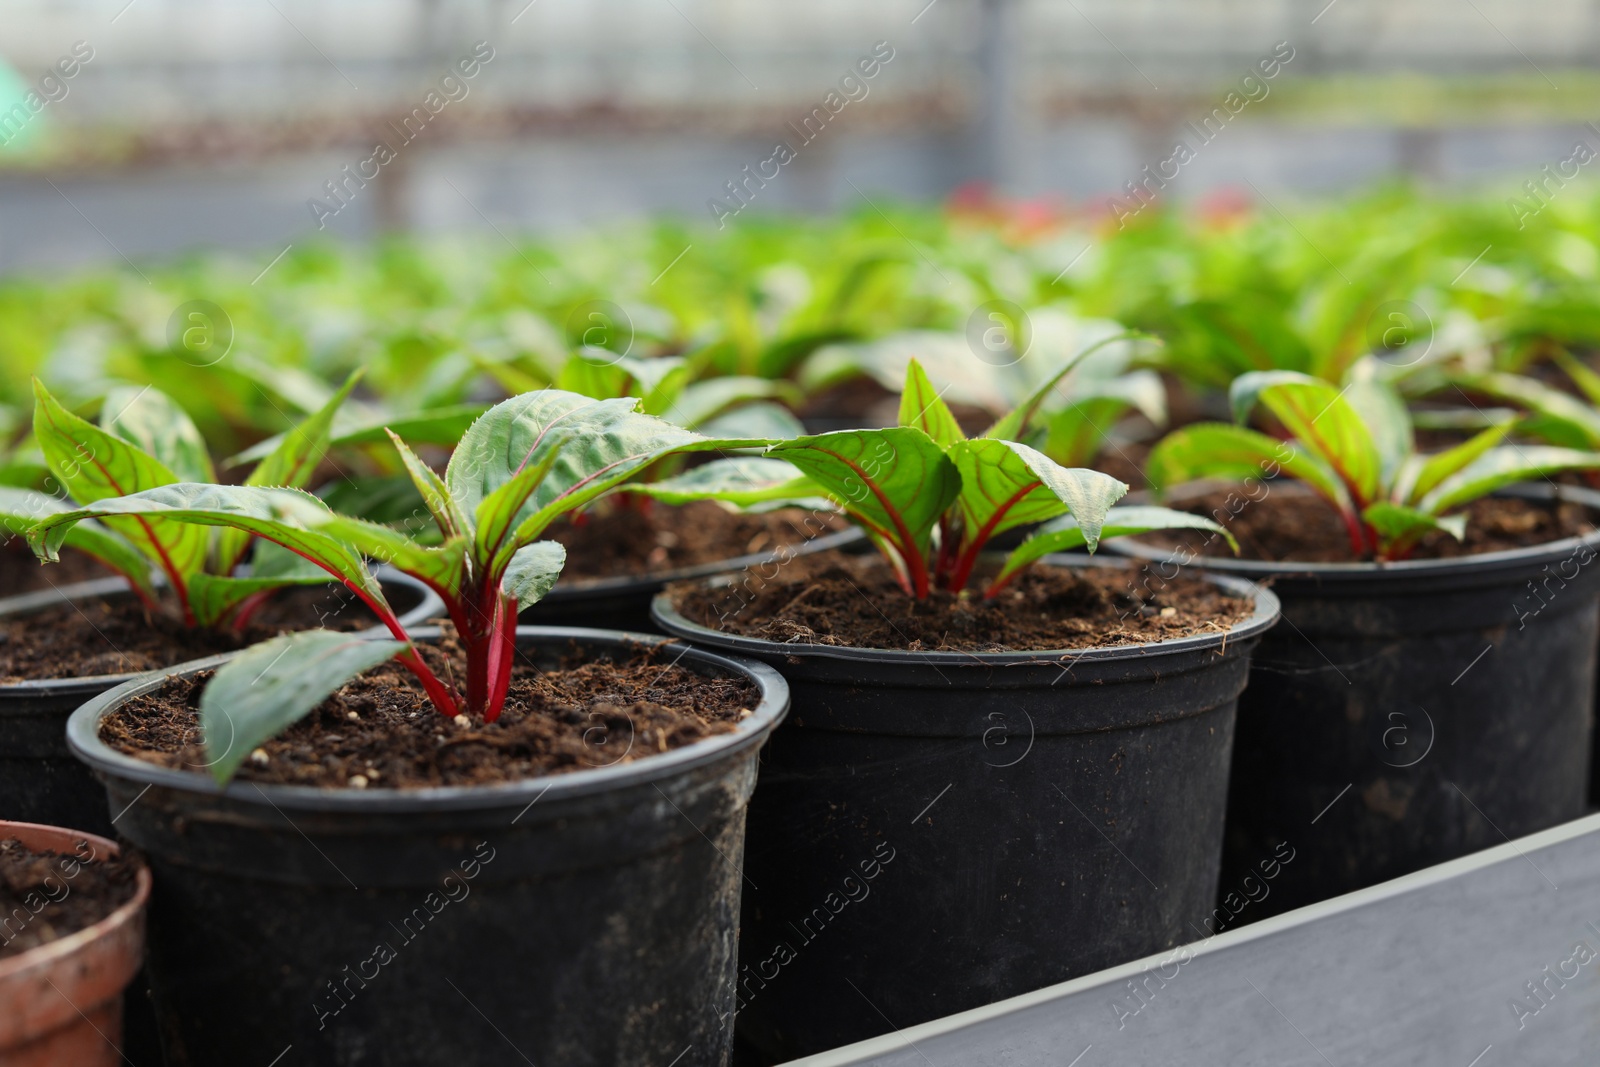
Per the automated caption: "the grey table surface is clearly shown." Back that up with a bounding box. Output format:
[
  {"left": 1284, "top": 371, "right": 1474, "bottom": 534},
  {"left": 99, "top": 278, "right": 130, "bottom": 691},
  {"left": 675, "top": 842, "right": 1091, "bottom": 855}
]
[{"left": 785, "top": 811, "right": 1600, "bottom": 1067}]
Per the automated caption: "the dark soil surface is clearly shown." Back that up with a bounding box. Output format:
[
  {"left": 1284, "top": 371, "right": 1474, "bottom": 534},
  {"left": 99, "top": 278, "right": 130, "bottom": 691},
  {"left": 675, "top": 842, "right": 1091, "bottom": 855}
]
[
  {"left": 554, "top": 501, "right": 843, "bottom": 582},
  {"left": 669, "top": 550, "right": 1252, "bottom": 653},
  {"left": 1142, "top": 486, "right": 1596, "bottom": 563},
  {"left": 0, "top": 837, "right": 141, "bottom": 960},
  {"left": 0, "top": 583, "right": 388, "bottom": 683},
  {"left": 101, "top": 636, "right": 758, "bottom": 789},
  {"left": 0, "top": 544, "right": 110, "bottom": 596}
]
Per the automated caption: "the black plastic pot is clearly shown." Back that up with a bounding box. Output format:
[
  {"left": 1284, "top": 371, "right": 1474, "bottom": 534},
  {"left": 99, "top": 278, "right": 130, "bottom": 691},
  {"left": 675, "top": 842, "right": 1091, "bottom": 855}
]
[
  {"left": 520, "top": 527, "right": 861, "bottom": 633},
  {"left": 650, "top": 558, "right": 1279, "bottom": 1061},
  {"left": 1108, "top": 482, "right": 1600, "bottom": 922},
  {"left": 0, "top": 569, "right": 440, "bottom": 837},
  {"left": 66, "top": 626, "right": 788, "bottom": 1067}
]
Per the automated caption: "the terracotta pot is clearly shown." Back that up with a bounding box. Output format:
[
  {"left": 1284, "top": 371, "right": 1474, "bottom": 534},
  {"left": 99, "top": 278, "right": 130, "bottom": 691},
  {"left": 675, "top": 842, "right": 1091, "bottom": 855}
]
[{"left": 0, "top": 821, "right": 151, "bottom": 1067}]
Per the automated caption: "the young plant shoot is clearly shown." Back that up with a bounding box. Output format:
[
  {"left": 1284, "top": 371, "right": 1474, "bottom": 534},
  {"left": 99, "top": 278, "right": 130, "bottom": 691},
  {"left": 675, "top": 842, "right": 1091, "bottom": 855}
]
[
  {"left": 629, "top": 358, "right": 1232, "bottom": 597},
  {"left": 11, "top": 376, "right": 360, "bottom": 627},
  {"left": 1146, "top": 370, "right": 1600, "bottom": 560},
  {"left": 28, "top": 389, "right": 754, "bottom": 782}
]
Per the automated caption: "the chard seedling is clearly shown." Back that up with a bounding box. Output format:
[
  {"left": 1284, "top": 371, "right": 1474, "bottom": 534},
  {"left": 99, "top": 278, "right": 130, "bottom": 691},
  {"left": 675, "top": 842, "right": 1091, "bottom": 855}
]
[
  {"left": 1147, "top": 369, "right": 1600, "bottom": 559},
  {"left": 630, "top": 358, "right": 1231, "bottom": 597},
  {"left": 11, "top": 376, "right": 360, "bottom": 627},
  {"left": 29, "top": 389, "right": 755, "bottom": 782}
]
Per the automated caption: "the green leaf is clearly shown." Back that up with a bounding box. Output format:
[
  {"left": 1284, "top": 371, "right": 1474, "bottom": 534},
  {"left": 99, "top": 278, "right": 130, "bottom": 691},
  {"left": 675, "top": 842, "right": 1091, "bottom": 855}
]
[
  {"left": 249, "top": 538, "right": 335, "bottom": 581},
  {"left": 768, "top": 428, "right": 959, "bottom": 586},
  {"left": 1162, "top": 298, "right": 1313, "bottom": 387},
  {"left": 0, "top": 487, "right": 156, "bottom": 603},
  {"left": 471, "top": 352, "right": 547, "bottom": 397},
  {"left": 1458, "top": 372, "right": 1600, "bottom": 450},
  {"left": 1070, "top": 370, "right": 1167, "bottom": 426},
  {"left": 225, "top": 404, "right": 490, "bottom": 466},
  {"left": 898, "top": 358, "right": 966, "bottom": 448},
  {"left": 1146, "top": 423, "right": 1354, "bottom": 517},
  {"left": 187, "top": 538, "right": 337, "bottom": 627},
  {"left": 1410, "top": 407, "right": 1518, "bottom": 431},
  {"left": 995, "top": 505, "right": 1238, "bottom": 586},
  {"left": 948, "top": 439, "right": 1127, "bottom": 551},
  {"left": 1362, "top": 502, "right": 1465, "bottom": 557},
  {"left": 32, "top": 379, "right": 210, "bottom": 584},
  {"left": 312, "top": 516, "right": 468, "bottom": 596},
  {"left": 246, "top": 371, "right": 361, "bottom": 490},
  {"left": 985, "top": 330, "right": 1155, "bottom": 442},
  {"left": 1399, "top": 417, "right": 1518, "bottom": 506},
  {"left": 446, "top": 393, "right": 662, "bottom": 520},
  {"left": 328, "top": 404, "right": 488, "bottom": 448},
  {"left": 1041, "top": 396, "right": 1136, "bottom": 468},
  {"left": 214, "top": 371, "right": 365, "bottom": 575},
  {"left": 385, "top": 428, "right": 468, "bottom": 539},
  {"left": 621, "top": 457, "right": 829, "bottom": 511},
  {"left": 1420, "top": 446, "right": 1600, "bottom": 515},
  {"left": 200, "top": 631, "right": 407, "bottom": 784},
  {"left": 1230, "top": 371, "right": 1383, "bottom": 505},
  {"left": 26, "top": 484, "right": 389, "bottom": 610},
  {"left": 473, "top": 439, "right": 566, "bottom": 574},
  {"left": 669, "top": 378, "right": 796, "bottom": 428},
  {"left": 100, "top": 386, "right": 214, "bottom": 483},
  {"left": 1555, "top": 352, "right": 1600, "bottom": 407},
  {"left": 501, "top": 540, "right": 566, "bottom": 606},
  {"left": 638, "top": 362, "right": 696, "bottom": 419},
  {"left": 556, "top": 353, "right": 687, "bottom": 415},
  {"left": 445, "top": 391, "right": 755, "bottom": 571},
  {"left": 694, "top": 401, "right": 806, "bottom": 442},
  {"left": 758, "top": 328, "right": 859, "bottom": 379},
  {"left": 1344, "top": 380, "right": 1412, "bottom": 487},
  {"left": 187, "top": 571, "right": 327, "bottom": 628}
]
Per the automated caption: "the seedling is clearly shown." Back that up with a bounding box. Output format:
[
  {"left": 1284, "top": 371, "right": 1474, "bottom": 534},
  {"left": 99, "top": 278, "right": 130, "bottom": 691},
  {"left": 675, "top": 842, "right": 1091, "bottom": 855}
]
[
  {"left": 796, "top": 326, "right": 1166, "bottom": 467},
  {"left": 631, "top": 358, "right": 1230, "bottom": 597},
  {"left": 29, "top": 389, "right": 750, "bottom": 781},
  {"left": 11, "top": 376, "right": 359, "bottom": 627},
  {"left": 1147, "top": 369, "right": 1600, "bottom": 559}
]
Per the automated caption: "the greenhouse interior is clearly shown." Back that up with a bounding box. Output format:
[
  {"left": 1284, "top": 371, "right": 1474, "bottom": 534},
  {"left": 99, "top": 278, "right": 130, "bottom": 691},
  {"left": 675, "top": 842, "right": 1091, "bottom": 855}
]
[{"left": 2, "top": 2, "right": 1599, "bottom": 1065}]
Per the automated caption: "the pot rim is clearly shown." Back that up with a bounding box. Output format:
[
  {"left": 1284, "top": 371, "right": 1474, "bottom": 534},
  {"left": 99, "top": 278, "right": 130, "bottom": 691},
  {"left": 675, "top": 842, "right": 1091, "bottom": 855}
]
[
  {"left": 1107, "top": 480, "right": 1600, "bottom": 580},
  {"left": 65, "top": 625, "right": 789, "bottom": 814},
  {"left": 539, "top": 526, "right": 861, "bottom": 601},
  {"left": 0, "top": 821, "right": 151, "bottom": 984},
  {"left": 0, "top": 567, "right": 442, "bottom": 699},
  {"left": 649, "top": 554, "right": 1281, "bottom": 667}
]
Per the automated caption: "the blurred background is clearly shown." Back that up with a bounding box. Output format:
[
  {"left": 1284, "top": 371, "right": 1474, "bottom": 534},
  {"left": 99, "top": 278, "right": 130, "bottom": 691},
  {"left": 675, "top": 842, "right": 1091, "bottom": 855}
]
[{"left": 1, "top": 0, "right": 1594, "bottom": 274}]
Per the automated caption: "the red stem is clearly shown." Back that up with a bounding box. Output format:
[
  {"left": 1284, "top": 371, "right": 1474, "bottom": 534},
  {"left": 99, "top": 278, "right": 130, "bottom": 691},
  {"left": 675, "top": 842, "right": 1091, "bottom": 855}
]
[
  {"left": 481, "top": 593, "right": 519, "bottom": 723},
  {"left": 397, "top": 647, "right": 460, "bottom": 717},
  {"left": 811, "top": 447, "right": 930, "bottom": 597},
  {"left": 946, "top": 484, "right": 1036, "bottom": 593},
  {"left": 334, "top": 576, "right": 459, "bottom": 717},
  {"left": 1338, "top": 507, "right": 1369, "bottom": 558},
  {"left": 227, "top": 588, "right": 278, "bottom": 632}
]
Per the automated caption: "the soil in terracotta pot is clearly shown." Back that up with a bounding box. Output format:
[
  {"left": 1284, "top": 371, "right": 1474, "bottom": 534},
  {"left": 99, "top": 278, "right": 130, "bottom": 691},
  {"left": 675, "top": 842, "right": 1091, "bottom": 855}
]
[
  {"left": 553, "top": 501, "right": 844, "bottom": 581},
  {"left": 0, "top": 583, "right": 393, "bottom": 683},
  {"left": 1141, "top": 486, "right": 1596, "bottom": 564},
  {"left": 0, "top": 837, "right": 140, "bottom": 960},
  {"left": 0, "top": 542, "right": 110, "bottom": 595},
  {"left": 669, "top": 550, "right": 1251, "bottom": 653},
  {"left": 100, "top": 636, "right": 759, "bottom": 789}
]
